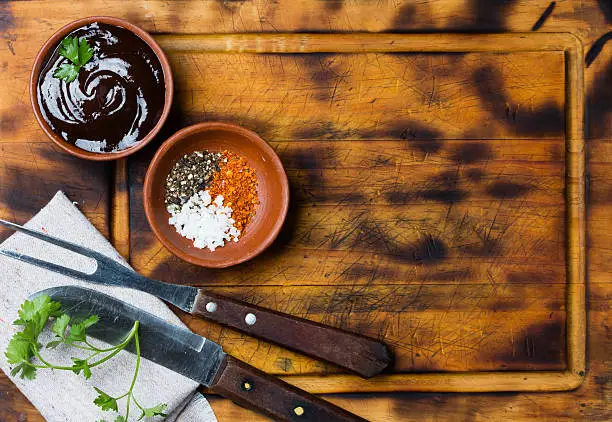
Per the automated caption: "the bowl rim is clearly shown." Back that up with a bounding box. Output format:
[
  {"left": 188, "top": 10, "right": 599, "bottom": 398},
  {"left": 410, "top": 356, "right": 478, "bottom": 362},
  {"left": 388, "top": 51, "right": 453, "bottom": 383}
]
[
  {"left": 30, "top": 16, "right": 174, "bottom": 161},
  {"left": 143, "top": 121, "right": 290, "bottom": 268}
]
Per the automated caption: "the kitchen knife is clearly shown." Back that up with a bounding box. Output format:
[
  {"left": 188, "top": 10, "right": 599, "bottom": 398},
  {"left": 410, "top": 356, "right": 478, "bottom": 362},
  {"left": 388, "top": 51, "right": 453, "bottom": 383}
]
[
  {"left": 0, "top": 218, "right": 391, "bottom": 378},
  {"left": 30, "top": 286, "right": 368, "bottom": 422}
]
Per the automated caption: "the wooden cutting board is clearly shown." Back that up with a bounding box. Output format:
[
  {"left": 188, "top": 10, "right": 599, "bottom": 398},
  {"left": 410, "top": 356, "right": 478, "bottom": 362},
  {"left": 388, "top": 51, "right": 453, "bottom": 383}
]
[{"left": 112, "top": 33, "right": 584, "bottom": 393}]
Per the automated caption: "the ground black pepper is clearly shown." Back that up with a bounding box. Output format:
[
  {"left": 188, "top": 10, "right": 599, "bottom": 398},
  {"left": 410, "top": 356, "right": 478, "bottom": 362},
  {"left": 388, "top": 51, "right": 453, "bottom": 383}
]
[{"left": 165, "top": 151, "right": 222, "bottom": 210}]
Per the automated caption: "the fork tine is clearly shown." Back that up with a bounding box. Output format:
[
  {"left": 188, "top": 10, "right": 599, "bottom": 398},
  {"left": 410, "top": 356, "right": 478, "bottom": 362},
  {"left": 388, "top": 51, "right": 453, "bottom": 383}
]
[
  {"left": 0, "top": 219, "right": 101, "bottom": 260},
  {"left": 0, "top": 249, "right": 92, "bottom": 281}
]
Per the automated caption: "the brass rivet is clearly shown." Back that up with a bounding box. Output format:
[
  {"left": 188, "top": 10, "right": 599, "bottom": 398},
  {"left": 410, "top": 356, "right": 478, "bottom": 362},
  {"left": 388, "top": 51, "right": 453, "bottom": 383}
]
[
  {"left": 241, "top": 380, "right": 252, "bottom": 391},
  {"left": 294, "top": 406, "right": 305, "bottom": 416}
]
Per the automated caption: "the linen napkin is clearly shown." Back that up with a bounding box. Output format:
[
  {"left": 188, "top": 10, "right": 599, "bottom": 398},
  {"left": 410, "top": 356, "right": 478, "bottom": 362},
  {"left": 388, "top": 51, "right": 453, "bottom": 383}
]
[{"left": 0, "top": 191, "right": 218, "bottom": 422}]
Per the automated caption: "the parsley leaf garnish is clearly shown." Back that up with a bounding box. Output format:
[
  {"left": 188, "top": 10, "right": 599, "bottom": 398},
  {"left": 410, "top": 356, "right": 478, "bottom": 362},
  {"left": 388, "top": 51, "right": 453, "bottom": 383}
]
[
  {"left": 71, "top": 357, "right": 93, "bottom": 379},
  {"left": 68, "top": 314, "right": 99, "bottom": 343},
  {"left": 5, "top": 295, "right": 167, "bottom": 420},
  {"left": 14, "top": 295, "right": 61, "bottom": 329},
  {"left": 53, "top": 35, "right": 94, "bottom": 83},
  {"left": 10, "top": 363, "right": 37, "bottom": 380},
  {"left": 5, "top": 337, "right": 32, "bottom": 365},
  {"left": 53, "top": 64, "right": 80, "bottom": 83},
  {"left": 51, "top": 313, "right": 70, "bottom": 339},
  {"left": 94, "top": 387, "right": 119, "bottom": 412},
  {"left": 139, "top": 403, "right": 168, "bottom": 420},
  {"left": 58, "top": 35, "right": 80, "bottom": 64},
  {"left": 78, "top": 38, "right": 94, "bottom": 65}
]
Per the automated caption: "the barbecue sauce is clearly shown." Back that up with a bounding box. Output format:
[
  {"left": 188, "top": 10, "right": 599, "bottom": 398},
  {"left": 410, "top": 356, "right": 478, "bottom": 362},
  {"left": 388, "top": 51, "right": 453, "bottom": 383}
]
[{"left": 37, "top": 22, "right": 165, "bottom": 153}]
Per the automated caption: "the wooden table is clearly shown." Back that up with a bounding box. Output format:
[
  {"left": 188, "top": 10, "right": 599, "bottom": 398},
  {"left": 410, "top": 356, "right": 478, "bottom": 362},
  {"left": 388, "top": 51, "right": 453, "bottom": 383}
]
[{"left": 0, "top": 1, "right": 610, "bottom": 421}]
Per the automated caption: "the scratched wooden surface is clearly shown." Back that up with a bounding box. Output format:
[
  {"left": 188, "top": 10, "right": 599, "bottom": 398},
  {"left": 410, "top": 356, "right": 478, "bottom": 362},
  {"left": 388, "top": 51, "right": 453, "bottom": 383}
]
[
  {"left": 0, "top": 1, "right": 610, "bottom": 421},
  {"left": 130, "top": 48, "right": 569, "bottom": 377}
]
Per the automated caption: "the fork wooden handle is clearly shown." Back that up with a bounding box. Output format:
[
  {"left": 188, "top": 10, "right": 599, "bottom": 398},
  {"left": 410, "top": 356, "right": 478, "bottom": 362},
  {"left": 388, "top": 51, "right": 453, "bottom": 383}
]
[{"left": 192, "top": 290, "right": 391, "bottom": 378}]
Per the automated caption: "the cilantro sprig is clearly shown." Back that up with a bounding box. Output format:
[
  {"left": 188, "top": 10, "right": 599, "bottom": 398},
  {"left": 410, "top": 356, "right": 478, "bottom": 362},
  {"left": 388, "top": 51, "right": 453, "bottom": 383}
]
[
  {"left": 53, "top": 35, "right": 94, "bottom": 83},
  {"left": 5, "top": 295, "right": 167, "bottom": 421}
]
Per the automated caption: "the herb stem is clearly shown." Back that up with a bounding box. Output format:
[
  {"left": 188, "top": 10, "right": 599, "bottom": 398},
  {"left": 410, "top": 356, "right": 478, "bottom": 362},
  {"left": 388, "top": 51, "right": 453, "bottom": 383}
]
[
  {"left": 125, "top": 395, "right": 131, "bottom": 420},
  {"left": 67, "top": 343, "right": 102, "bottom": 353},
  {"left": 86, "top": 322, "right": 139, "bottom": 370},
  {"left": 84, "top": 339, "right": 110, "bottom": 352},
  {"left": 28, "top": 322, "right": 138, "bottom": 373},
  {"left": 6, "top": 296, "right": 165, "bottom": 419},
  {"left": 23, "top": 361, "right": 67, "bottom": 370},
  {"left": 131, "top": 327, "right": 142, "bottom": 392},
  {"left": 132, "top": 395, "right": 145, "bottom": 412},
  {"left": 31, "top": 348, "right": 72, "bottom": 371},
  {"left": 84, "top": 349, "right": 103, "bottom": 361},
  {"left": 124, "top": 324, "right": 141, "bottom": 421}
]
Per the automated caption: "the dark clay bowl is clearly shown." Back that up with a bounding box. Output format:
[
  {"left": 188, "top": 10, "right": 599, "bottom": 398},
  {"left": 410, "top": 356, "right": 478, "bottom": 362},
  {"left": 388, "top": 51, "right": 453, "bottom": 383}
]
[
  {"left": 30, "top": 16, "right": 173, "bottom": 161},
  {"left": 144, "top": 122, "right": 290, "bottom": 268}
]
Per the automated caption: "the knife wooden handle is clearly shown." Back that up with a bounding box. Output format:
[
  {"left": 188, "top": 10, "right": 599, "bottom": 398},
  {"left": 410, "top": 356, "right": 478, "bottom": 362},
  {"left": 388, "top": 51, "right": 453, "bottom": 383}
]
[
  {"left": 192, "top": 291, "right": 391, "bottom": 378},
  {"left": 211, "top": 355, "right": 368, "bottom": 422}
]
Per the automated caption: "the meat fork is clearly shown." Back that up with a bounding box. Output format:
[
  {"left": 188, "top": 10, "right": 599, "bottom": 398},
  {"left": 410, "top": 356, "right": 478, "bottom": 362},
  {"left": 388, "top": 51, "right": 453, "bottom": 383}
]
[{"left": 0, "top": 219, "right": 391, "bottom": 378}]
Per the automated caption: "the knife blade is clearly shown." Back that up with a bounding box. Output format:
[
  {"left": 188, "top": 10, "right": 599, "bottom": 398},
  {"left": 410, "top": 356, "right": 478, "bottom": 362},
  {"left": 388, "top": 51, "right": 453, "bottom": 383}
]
[
  {"left": 31, "top": 286, "right": 367, "bottom": 422},
  {"left": 32, "top": 285, "right": 223, "bottom": 386},
  {"left": 1, "top": 218, "right": 390, "bottom": 378}
]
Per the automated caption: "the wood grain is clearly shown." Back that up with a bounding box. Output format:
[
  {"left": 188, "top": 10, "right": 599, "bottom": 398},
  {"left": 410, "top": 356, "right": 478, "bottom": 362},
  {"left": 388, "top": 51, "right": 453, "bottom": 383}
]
[
  {"left": 111, "top": 159, "right": 130, "bottom": 260},
  {"left": 1, "top": 0, "right": 610, "bottom": 421},
  {"left": 126, "top": 32, "right": 583, "bottom": 395},
  {"left": 165, "top": 50, "right": 565, "bottom": 141},
  {"left": 0, "top": 143, "right": 110, "bottom": 239}
]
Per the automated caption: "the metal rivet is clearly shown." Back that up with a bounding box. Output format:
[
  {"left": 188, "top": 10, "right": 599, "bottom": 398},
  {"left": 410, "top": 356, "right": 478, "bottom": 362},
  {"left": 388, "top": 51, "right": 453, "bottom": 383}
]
[
  {"left": 245, "top": 313, "right": 257, "bottom": 325},
  {"left": 205, "top": 302, "right": 217, "bottom": 313},
  {"left": 241, "top": 380, "right": 253, "bottom": 391},
  {"left": 294, "top": 406, "right": 305, "bottom": 416}
]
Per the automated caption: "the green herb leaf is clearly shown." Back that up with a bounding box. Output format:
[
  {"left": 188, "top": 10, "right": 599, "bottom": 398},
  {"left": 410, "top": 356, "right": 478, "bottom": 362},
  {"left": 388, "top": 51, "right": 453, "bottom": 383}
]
[
  {"left": 5, "top": 337, "right": 32, "bottom": 364},
  {"left": 54, "top": 36, "right": 94, "bottom": 82},
  {"left": 71, "top": 357, "right": 92, "bottom": 379},
  {"left": 12, "top": 317, "right": 27, "bottom": 326},
  {"left": 83, "top": 364, "right": 92, "bottom": 379},
  {"left": 13, "top": 324, "right": 39, "bottom": 344},
  {"left": 68, "top": 315, "right": 99, "bottom": 343},
  {"left": 15, "top": 295, "right": 61, "bottom": 329},
  {"left": 46, "top": 340, "right": 62, "bottom": 349},
  {"left": 5, "top": 296, "right": 150, "bottom": 421},
  {"left": 80, "top": 315, "right": 99, "bottom": 328},
  {"left": 53, "top": 63, "right": 80, "bottom": 83},
  {"left": 6, "top": 335, "right": 37, "bottom": 379},
  {"left": 58, "top": 36, "right": 80, "bottom": 65},
  {"left": 67, "top": 323, "right": 85, "bottom": 342},
  {"left": 52, "top": 314, "right": 70, "bottom": 339},
  {"left": 78, "top": 38, "right": 94, "bottom": 65},
  {"left": 22, "top": 364, "right": 37, "bottom": 380},
  {"left": 93, "top": 387, "right": 119, "bottom": 412},
  {"left": 10, "top": 363, "right": 37, "bottom": 380},
  {"left": 19, "top": 296, "right": 61, "bottom": 338},
  {"left": 139, "top": 403, "right": 168, "bottom": 420},
  {"left": 10, "top": 364, "right": 22, "bottom": 377},
  {"left": 6, "top": 296, "right": 63, "bottom": 380}
]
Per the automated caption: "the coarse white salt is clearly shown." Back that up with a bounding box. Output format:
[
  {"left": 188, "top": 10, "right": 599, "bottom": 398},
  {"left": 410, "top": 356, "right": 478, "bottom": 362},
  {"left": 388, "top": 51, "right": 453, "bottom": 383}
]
[{"left": 168, "top": 190, "right": 241, "bottom": 251}]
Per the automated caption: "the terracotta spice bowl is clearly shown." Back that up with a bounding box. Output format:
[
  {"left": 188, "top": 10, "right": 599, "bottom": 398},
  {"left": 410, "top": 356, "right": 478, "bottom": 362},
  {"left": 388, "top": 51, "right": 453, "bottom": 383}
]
[{"left": 143, "top": 122, "right": 290, "bottom": 268}]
